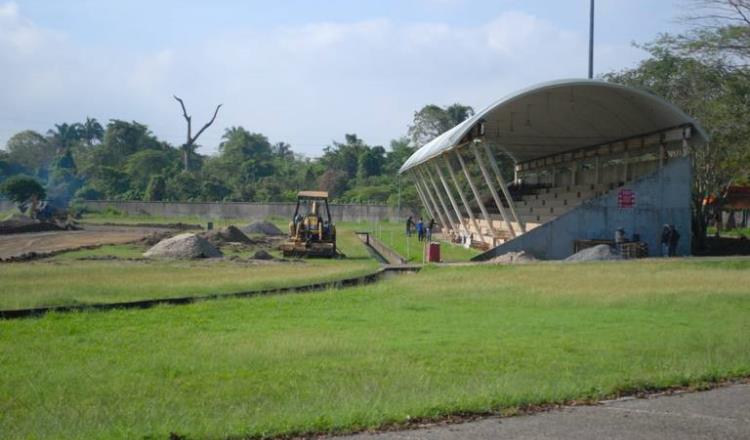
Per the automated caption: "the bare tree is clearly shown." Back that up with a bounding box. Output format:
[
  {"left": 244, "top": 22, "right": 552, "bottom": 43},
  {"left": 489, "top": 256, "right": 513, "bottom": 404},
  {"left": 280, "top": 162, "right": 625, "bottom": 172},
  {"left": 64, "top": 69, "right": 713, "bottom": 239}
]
[
  {"left": 676, "top": 0, "right": 750, "bottom": 68},
  {"left": 173, "top": 95, "right": 222, "bottom": 171}
]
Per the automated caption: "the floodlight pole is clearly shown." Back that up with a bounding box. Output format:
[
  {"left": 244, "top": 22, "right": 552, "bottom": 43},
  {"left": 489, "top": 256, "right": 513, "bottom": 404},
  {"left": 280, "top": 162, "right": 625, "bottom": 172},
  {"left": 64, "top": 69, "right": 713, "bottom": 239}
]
[{"left": 588, "top": 0, "right": 595, "bottom": 79}]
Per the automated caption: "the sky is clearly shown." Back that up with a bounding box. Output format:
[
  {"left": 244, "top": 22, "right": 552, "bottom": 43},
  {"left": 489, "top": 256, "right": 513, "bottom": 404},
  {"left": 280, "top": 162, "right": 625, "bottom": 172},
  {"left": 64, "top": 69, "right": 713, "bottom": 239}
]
[{"left": 0, "top": 0, "right": 688, "bottom": 157}]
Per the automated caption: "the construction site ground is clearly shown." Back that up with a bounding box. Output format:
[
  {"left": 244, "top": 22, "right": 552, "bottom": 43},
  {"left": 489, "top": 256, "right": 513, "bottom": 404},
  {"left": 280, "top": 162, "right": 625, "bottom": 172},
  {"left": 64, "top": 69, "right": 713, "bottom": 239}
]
[{"left": 0, "top": 225, "right": 166, "bottom": 260}]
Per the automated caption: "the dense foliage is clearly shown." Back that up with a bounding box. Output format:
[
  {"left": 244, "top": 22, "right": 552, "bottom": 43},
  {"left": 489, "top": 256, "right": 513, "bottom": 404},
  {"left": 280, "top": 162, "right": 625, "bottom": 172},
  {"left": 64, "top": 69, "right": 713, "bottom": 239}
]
[{"left": 0, "top": 104, "right": 475, "bottom": 210}]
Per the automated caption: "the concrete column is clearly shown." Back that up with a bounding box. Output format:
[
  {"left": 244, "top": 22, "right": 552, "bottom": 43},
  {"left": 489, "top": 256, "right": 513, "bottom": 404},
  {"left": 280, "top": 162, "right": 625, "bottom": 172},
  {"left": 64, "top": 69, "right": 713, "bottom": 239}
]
[
  {"left": 443, "top": 155, "right": 485, "bottom": 245},
  {"left": 455, "top": 149, "right": 499, "bottom": 240},
  {"left": 416, "top": 168, "right": 450, "bottom": 233},
  {"left": 470, "top": 142, "right": 516, "bottom": 238},
  {"left": 413, "top": 172, "right": 438, "bottom": 222},
  {"left": 423, "top": 165, "right": 460, "bottom": 235},
  {"left": 433, "top": 161, "right": 469, "bottom": 235},
  {"left": 481, "top": 142, "right": 525, "bottom": 233},
  {"left": 412, "top": 174, "right": 435, "bottom": 220}
]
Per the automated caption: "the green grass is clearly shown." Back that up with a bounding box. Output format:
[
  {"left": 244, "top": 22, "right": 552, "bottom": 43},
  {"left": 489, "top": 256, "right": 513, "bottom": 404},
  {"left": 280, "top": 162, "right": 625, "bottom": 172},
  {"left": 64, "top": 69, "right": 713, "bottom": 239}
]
[
  {"left": 369, "top": 221, "right": 480, "bottom": 262},
  {"left": 707, "top": 226, "right": 750, "bottom": 238},
  {"left": 1, "top": 258, "right": 749, "bottom": 439},
  {"left": 0, "top": 226, "right": 377, "bottom": 310}
]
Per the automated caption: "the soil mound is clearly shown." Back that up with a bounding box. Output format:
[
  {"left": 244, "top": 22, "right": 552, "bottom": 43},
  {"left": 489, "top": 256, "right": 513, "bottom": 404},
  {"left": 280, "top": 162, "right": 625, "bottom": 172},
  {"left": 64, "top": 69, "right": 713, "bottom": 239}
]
[
  {"left": 143, "top": 233, "right": 222, "bottom": 259},
  {"left": 202, "top": 225, "right": 254, "bottom": 245},
  {"left": 140, "top": 230, "right": 175, "bottom": 246},
  {"left": 252, "top": 249, "right": 274, "bottom": 260},
  {"left": 0, "top": 214, "right": 64, "bottom": 234},
  {"left": 488, "top": 250, "right": 537, "bottom": 264},
  {"left": 565, "top": 244, "right": 622, "bottom": 262},
  {"left": 243, "top": 221, "right": 284, "bottom": 236}
]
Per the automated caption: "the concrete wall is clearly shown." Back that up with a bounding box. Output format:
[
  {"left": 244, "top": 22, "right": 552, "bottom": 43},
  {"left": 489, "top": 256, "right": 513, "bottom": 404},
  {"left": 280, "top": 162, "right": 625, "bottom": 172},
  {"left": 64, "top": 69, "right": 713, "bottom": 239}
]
[
  {"left": 0, "top": 199, "right": 15, "bottom": 212},
  {"left": 475, "top": 156, "right": 693, "bottom": 260},
  {"left": 81, "top": 200, "right": 410, "bottom": 223}
]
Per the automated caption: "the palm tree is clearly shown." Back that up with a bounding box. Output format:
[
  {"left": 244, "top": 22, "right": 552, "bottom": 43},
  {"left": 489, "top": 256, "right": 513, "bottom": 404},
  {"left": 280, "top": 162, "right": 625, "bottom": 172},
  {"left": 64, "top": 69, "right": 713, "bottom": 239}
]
[
  {"left": 47, "top": 123, "right": 82, "bottom": 153},
  {"left": 80, "top": 117, "right": 104, "bottom": 147}
]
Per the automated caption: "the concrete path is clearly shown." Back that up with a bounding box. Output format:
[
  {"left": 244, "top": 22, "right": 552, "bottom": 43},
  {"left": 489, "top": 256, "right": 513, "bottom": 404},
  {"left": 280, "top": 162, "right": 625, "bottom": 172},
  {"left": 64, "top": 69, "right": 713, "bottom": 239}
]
[{"left": 340, "top": 384, "right": 750, "bottom": 440}]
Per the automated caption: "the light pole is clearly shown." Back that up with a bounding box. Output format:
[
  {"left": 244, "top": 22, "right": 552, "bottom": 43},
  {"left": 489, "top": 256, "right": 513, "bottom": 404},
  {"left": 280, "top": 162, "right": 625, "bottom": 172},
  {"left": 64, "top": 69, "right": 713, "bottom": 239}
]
[{"left": 588, "top": 0, "right": 595, "bottom": 79}]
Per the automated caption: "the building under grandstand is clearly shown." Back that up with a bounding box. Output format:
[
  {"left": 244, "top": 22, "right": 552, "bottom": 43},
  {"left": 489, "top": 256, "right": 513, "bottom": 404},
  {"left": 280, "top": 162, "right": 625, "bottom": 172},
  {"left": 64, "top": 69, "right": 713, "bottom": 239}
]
[{"left": 399, "top": 79, "right": 707, "bottom": 260}]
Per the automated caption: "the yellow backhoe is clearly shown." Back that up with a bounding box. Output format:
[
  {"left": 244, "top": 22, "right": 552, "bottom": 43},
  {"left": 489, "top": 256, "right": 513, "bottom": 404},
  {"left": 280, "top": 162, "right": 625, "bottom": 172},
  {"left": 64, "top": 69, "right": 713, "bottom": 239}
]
[{"left": 279, "top": 191, "right": 338, "bottom": 258}]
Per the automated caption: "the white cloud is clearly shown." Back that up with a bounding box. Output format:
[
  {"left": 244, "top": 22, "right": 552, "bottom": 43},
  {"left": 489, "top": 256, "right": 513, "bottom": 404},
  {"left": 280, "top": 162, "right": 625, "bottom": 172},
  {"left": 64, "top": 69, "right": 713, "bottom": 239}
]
[{"left": 0, "top": 3, "right": 648, "bottom": 156}]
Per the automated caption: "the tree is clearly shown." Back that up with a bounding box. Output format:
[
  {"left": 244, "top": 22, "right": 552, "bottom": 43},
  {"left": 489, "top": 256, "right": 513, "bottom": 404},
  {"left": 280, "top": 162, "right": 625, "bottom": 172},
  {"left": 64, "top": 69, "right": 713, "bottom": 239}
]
[
  {"left": 124, "top": 150, "right": 176, "bottom": 191},
  {"left": 47, "top": 123, "right": 82, "bottom": 153},
  {"left": 0, "top": 175, "right": 46, "bottom": 215},
  {"left": 79, "top": 117, "right": 104, "bottom": 147},
  {"left": 5, "top": 130, "right": 56, "bottom": 172},
  {"left": 408, "top": 103, "right": 474, "bottom": 147},
  {"left": 145, "top": 175, "right": 167, "bottom": 201},
  {"left": 173, "top": 95, "right": 222, "bottom": 171},
  {"left": 604, "top": 41, "right": 750, "bottom": 249}
]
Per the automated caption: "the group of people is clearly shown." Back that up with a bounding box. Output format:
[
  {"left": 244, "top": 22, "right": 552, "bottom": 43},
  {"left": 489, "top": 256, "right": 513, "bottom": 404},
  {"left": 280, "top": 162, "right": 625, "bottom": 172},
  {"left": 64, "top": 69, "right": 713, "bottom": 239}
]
[{"left": 405, "top": 216, "right": 435, "bottom": 242}]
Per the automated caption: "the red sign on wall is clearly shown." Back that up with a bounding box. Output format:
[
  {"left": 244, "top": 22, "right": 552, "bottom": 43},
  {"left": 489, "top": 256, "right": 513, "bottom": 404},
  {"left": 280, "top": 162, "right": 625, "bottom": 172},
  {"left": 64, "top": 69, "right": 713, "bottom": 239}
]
[{"left": 618, "top": 188, "right": 636, "bottom": 208}]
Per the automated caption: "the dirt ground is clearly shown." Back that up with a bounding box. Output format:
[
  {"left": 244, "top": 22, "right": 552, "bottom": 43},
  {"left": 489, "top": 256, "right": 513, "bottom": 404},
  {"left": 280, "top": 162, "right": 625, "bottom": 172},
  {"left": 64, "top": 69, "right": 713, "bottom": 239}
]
[{"left": 0, "top": 225, "right": 166, "bottom": 260}]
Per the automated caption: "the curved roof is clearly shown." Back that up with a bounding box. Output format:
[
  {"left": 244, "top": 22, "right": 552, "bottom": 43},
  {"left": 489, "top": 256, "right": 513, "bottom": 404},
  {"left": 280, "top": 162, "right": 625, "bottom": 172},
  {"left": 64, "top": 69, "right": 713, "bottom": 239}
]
[{"left": 400, "top": 79, "right": 708, "bottom": 173}]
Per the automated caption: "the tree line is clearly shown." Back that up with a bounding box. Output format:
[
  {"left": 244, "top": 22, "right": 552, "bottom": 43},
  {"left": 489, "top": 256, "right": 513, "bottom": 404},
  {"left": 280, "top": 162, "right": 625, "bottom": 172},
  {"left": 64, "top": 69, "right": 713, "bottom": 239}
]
[{"left": 0, "top": 104, "right": 472, "bottom": 210}]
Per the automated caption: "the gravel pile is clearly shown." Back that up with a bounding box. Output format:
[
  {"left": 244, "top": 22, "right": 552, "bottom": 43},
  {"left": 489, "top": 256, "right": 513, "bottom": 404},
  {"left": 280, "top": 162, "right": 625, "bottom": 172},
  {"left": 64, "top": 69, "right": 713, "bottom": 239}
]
[
  {"left": 243, "top": 221, "right": 284, "bottom": 236},
  {"left": 143, "top": 233, "right": 222, "bottom": 259},
  {"left": 565, "top": 244, "right": 622, "bottom": 262},
  {"left": 487, "top": 250, "right": 537, "bottom": 264},
  {"left": 202, "top": 225, "right": 254, "bottom": 245}
]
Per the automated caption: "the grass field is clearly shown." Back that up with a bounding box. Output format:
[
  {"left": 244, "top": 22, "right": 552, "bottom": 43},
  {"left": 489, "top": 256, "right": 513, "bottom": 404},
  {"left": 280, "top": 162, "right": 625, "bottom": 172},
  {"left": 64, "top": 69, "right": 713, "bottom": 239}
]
[
  {"left": 367, "top": 221, "right": 479, "bottom": 262},
  {"left": 1, "top": 258, "right": 749, "bottom": 439},
  {"left": 0, "top": 225, "right": 377, "bottom": 310}
]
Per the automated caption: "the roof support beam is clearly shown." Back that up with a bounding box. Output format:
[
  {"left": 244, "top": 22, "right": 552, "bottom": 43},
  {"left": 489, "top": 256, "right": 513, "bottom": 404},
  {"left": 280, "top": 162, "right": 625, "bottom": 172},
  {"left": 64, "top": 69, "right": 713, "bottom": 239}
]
[
  {"left": 455, "top": 149, "right": 499, "bottom": 241},
  {"left": 470, "top": 141, "right": 516, "bottom": 238},
  {"left": 416, "top": 168, "right": 450, "bottom": 234},
  {"left": 411, "top": 171, "right": 437, "bottom": 221},
  {"left": 423, "top": 165, "right": 460, "bottom": 235},
  {"left": 442, "top": 155, "right": 485, "bottom": 245},
  {"left": 433, "top": 160, "right": 468, "bottom": 236},
  {"left": 481, "top": 142, "right": 525, "bottom": 233}
]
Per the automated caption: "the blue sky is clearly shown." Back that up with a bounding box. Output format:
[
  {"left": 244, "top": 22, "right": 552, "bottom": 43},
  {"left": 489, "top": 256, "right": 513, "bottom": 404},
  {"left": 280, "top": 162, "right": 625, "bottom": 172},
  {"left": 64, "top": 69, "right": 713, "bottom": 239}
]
[{"left": 0, "top": 1, "right": 686, "bottom": 156}]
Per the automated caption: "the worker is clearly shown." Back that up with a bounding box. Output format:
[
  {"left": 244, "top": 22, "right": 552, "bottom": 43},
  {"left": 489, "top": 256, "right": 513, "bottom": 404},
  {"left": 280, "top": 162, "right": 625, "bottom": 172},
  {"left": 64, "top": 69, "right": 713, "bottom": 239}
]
[
  {"left": 427, "top": 218, "right": 435, "bottom": 241},
  {"left": 405, "top": 216, "right": 414, "bottom": 236},
  {"left": 660, "top": 224, "right": 671, "bottom": 257},
  {"left": 668, "top": 224, "right": 680, "bottom": 257},
  {"left": 416, "top": 218, "right": 425, "bottom": 242}
]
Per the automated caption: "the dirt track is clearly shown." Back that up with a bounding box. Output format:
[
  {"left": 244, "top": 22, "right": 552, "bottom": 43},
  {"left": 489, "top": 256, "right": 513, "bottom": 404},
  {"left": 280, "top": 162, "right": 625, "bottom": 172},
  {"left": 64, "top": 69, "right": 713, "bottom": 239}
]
[{"left": 0, "top": 225, "right": 164, "bottom": 260}]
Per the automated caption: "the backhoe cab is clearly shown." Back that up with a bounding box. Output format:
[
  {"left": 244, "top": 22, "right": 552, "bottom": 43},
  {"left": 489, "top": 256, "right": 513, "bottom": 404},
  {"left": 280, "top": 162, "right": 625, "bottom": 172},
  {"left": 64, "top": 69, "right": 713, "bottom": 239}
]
[{"left": 279, "top": 191, "right": 338, "bottom": 258}]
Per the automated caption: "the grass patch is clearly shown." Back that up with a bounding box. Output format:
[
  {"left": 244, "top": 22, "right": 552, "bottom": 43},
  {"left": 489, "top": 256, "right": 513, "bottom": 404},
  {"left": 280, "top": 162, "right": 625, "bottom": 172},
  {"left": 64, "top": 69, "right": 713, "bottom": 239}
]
[
  {"left": 368, "top": 221, "right": 479, "bottom": 262},
  {"left": 1, "top": 258, "right": 748, "bottom": 439},
  {"left": 0, "top": 226, "right": 377, "bottom": 310}
]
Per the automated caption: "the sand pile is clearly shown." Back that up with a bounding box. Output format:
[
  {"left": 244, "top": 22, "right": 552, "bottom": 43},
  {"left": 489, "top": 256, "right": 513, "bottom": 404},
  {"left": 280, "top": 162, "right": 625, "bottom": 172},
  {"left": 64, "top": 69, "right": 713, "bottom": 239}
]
[
  {"left": 487, "top": 250, "right": 537, "bottom": 264},
  {"left": 202, "top": 225, "right": 254, "bottom": 245},
  {"left": 243, "top": 221, "right": 284, "bottom": 236},
  {"left": 143, "top": 233, "right": 222, "bottom": 259},
  {"left": 565, "top": 244, "right": 622, "bottom": 262}
]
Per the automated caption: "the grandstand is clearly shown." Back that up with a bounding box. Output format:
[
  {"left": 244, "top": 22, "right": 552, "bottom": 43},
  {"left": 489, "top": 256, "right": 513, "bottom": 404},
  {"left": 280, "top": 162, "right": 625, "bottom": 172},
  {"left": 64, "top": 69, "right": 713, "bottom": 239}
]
[{"left": 399, "top": 79, "right": 707, "bottom": 259}]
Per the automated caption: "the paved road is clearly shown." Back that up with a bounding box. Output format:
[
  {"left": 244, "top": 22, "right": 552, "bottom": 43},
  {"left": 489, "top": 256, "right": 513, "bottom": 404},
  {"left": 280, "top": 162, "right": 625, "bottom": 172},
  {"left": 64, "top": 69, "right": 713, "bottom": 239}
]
[{"left": 340, "top": 384, "right": 750, "bottom": 440}]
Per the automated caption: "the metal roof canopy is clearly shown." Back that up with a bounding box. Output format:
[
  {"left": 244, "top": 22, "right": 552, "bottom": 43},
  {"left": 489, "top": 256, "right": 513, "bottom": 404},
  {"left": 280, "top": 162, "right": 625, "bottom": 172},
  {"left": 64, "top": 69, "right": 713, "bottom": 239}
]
[{"left": 399, "top": 79, "right": 708, "bottom": 174}]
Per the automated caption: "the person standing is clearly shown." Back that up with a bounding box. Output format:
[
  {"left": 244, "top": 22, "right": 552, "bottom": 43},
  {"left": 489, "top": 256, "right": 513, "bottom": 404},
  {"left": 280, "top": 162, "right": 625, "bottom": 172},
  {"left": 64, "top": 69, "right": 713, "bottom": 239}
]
[
  {"left": 416, "top": 218, "right": 424, "bottom": 242},
  {"left": 661, "top": 224, "right": 672, "bottom": 257},
  {"left": 405, "top": 216, "right": 414, "bottom": 237},
  {"left": 668, "top": 224, "right": 680, "bottom": 257},
  {"left": 427, "top": 218, "right": 435, "bottom": 241}
]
